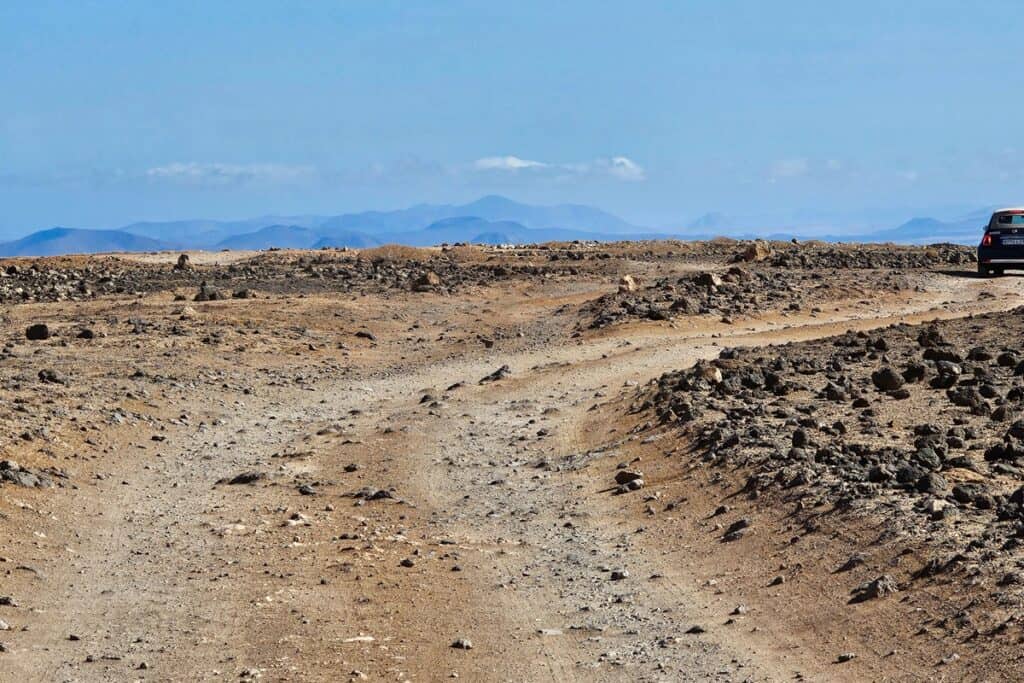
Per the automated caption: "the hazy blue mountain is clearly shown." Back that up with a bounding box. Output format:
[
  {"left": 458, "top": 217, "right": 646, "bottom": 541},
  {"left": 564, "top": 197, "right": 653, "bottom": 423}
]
[
  {"left": 2, "top": 207, "right": 648, "bottom": 256},
  {"left": 376, "top": 216, "right": 636, "bottom": 246},
  {"left": 0, "top": 228, "right": 170, "bottom": 256},
  {"left": 122, "top": 215, "right": 329, "bottom": 247},
  {"left": 458, "top": 195, "right": 637, "bottom": 232},
  {"left": 215, "top": 225, "right": 322, "bottom": 250},
  {"left": 121, "top": 220, "right": 238, "bottom": 246},
  {"left": 317, "top": 195, "right": 639, "bottom": 237},
  {"left": 105, "top": 196, "right": 642, "bottom": 250},
  {"left": 860, "top": 216, "right": 986, "bottom": 245},
  {"left": 6, "top": 197, "right": 1006, "bottom": 256},
  {"left": 312, "top": 231, "right": 382, "bottom": 249},
  {"left": 413, "top": 216, "right": 533, "bottom": 244},
  {"left": 318, "top": 205, "right": 453, "bottom": 234}
]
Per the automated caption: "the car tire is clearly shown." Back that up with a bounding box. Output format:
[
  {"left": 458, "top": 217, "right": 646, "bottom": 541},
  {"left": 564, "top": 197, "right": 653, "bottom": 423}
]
[
  {"left": 979, "top": 264, "right": 993, "bottom": 277},
  {"left": 995, "top": 267, "right": 1006, "bottom": 276}
]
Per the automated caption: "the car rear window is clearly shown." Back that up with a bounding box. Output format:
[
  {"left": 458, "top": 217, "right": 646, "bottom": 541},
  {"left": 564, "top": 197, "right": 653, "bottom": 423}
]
[{"left": 997, "top": 214, "right": 1024, "bottom": 225}]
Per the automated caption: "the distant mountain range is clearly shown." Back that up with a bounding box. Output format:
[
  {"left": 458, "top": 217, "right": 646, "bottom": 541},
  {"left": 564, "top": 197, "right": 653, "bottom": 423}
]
[
  {"left": 0, "top": 228, "right": 171, "bottom": 257},
  {"left": 110, "top": 195, "right": 640, "bottom": 248},
  {"left": 680, "top": 208, "right": 992, "bottom": 245},
  {"left": 859, "top": 210, "right": 990, "bottom": 245},
  {"left": 0, "top": 196, "right": 664, "bottom": 256},
  {"left": 0, "top": 195, "right": 998, "bottom": 257}
]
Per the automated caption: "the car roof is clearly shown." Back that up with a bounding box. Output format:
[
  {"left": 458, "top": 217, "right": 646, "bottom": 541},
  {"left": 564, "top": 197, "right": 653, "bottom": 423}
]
[{"left": 993, "top": 207, "right": 1024, "bottom": 214}]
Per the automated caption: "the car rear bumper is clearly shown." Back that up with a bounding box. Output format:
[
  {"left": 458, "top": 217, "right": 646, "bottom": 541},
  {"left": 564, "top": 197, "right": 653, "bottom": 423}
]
[{"left": 978, "top": 247, "right": 1024, "bottom": 264}]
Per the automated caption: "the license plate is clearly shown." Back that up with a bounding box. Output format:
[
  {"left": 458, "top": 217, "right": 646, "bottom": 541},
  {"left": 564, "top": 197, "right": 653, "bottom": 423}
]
[{"left": 1002, "top": 238, "right": 1024, "bottom": 246}]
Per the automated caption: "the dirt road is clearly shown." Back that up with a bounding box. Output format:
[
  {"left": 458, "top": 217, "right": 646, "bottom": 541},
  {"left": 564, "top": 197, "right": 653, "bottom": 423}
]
[{"left": 1, "top": 264, "right": 1020, "bottom": 682}]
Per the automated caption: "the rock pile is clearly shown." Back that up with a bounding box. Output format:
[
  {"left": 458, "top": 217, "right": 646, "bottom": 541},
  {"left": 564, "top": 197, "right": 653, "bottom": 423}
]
[
  {"left": 583, "top": 266, "right": 909, "bottom": 328},
  {"left": 765, "top": 242, "right": 974, "bottom": 269},
  {"left": 633, "top": 306, "right": 1024, "bottom": 616}
]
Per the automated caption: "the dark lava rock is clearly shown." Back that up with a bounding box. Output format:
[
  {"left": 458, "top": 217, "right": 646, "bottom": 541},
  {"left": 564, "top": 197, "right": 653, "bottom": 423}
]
[
  {"left": 194, "top": 282, "right": 227, "bottom": 302},
  {"left": 916, "top": 472, "right": 948, "bottom": 495},
  {"left": 479, "top": 365, "right": 512, "bottom": 384},
  {"left": 614, "top": 470, "right": 644, "bottom": 486},
  {"left": 38, "top": 369, "right": 67, "bottom": 385},
  {"left": 25, "top": 324, "right": 50, "bottom": 340},
  {"left": 222, "top": 471, "right": 265, "bottom": 485},
  {"left": 871, "top": 367, "right": 904, "bottom": 392},
  {"left": 902, "top": 363, "right": 927, "bottom": 383}
]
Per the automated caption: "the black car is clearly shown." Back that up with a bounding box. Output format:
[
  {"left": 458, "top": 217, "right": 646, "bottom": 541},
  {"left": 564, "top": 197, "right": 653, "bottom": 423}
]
[{"left": 978, "top": 208, "right": 1024, "bottom": 276}]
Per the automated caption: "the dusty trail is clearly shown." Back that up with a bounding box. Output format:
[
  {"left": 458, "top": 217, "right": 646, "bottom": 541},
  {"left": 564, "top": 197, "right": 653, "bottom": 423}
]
[
  {"left": 390, "top": 274, "right": 1023, "bottom": 681},
  {"left": 2, "top": 270, "right": 1022, "bottom": 681}
]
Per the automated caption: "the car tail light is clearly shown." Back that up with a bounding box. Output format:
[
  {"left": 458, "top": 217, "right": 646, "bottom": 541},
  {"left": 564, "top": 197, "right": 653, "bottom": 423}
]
[{"left": 982, "top": 233, "right": 993, "bottom": 246}]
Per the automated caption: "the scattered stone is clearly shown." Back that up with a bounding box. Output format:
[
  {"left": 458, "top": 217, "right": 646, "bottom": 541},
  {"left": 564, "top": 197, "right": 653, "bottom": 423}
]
[
  {"left": 412, "top": 271, "right": 443, "bottom": 292},
  {"left": 851, "top": 575, "right": 898, "bottom": 603},
  {"left": 479, "top": 365, "right": 511, "bottom": 384},
  {"left": 25, "top": 324, "right": 50, "bottom": 341},
  {"left": 194, "top": 282, "right": 227, "bottom": 302},
  {"left": 222, "top": 471, "right": 265, "bottom": 485},
  {"left": 722, "top": 518, "right": 751, "bottom": 542},
  {"left": 871, "top": 367, "right": 904, "bottom": 392},
  {"left": 738, "top": 241, "right": 771, "bottom": 263},
  {"left": 38, "top": 369, "right": 67, "bottom": 385},
  {"left": 614, "top": 470, "right": 644, "bottom": 486}
]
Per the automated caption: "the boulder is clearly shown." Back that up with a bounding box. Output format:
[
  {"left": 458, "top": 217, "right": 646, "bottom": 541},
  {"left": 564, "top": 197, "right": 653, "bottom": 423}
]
[
  {"left": 412, "top": 271, "right": 443, "bottom": 292},
  {"left": 618, "top": 274, "right": 638, "bottom": 292},
  {"left": 871, "top": 367, "right": 904, "bottom": 392},
  {"left": 25, "top": 323, "right": 50, "bottom": 340},
  {"left": 738, "top": 241, "right": 771, "bottom": 262}
]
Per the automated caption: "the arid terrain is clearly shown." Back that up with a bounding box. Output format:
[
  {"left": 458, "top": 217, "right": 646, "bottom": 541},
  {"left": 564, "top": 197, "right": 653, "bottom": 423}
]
[{"left": 2, "top": 239, "right": 1023, "bottom": 682}]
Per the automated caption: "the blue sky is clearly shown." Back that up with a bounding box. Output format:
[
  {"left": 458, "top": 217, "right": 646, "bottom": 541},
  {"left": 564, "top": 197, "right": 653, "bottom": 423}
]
[{"left": 1, "top": 1, "right": 1022, "bottom": 236}]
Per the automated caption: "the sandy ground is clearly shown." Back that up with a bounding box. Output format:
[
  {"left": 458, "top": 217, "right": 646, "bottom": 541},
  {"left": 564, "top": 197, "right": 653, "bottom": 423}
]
[{"left": 0, "top": 247, "right": 1020, "bottom": 681}]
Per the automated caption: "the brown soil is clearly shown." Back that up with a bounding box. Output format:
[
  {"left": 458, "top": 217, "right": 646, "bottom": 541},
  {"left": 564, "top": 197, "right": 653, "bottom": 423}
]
[{"left": 0, "top": 242, "right": 1019, "bottom": 681}]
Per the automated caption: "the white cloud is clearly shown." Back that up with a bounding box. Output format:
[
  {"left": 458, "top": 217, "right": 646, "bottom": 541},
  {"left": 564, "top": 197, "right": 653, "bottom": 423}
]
[
  {"left": 145, "top": 162, "right": 315, "bottom": 186},
  {"left": 602, "top": 156, "right": 646, "bottom": 181},
  {"left": 470, "top": 154, "right": 645, "bottom": 182},
  {"left": 473, "top": 155, "right": 549, "bottom": 171}
]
